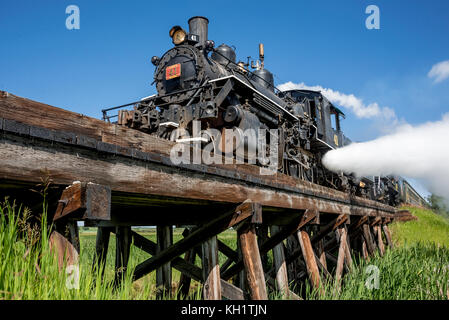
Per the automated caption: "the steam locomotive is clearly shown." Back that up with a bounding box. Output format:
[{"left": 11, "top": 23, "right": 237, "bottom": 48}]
[{"left": 108, "top": 16, "right": 400, "bottom": 206}]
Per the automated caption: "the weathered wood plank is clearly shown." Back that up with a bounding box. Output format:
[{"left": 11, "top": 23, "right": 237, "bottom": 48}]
[{"left": 221, "top": 279, "right": 244, "bottom": 300}]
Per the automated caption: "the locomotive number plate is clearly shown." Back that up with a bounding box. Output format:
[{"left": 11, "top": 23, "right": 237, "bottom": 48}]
[{"left": 166, "top": 63, "right": 181, "bottom": 80}]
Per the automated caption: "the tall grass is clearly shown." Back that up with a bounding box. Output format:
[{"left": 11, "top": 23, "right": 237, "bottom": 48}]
[
  {"left": 305, "top": 243, "right": 449, "bottom": 300},
  {"left": 0, "top": 198, "right": 147, "bottom": 299},
  {"left": 2, "top": 199, "right": 449, "bottom": 300}
]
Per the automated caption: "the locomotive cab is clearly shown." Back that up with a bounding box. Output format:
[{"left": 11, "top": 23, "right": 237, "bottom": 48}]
[{"left": 280, "top": 89, "right": 349, "bottom": 150}]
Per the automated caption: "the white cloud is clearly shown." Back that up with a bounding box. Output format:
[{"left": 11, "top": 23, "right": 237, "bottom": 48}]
[
  {"left": 428, "top": 60, "right": 449, "bottom": 83},
  {"left": 278, "top": 81, "right": 397, "bottom": 123}
]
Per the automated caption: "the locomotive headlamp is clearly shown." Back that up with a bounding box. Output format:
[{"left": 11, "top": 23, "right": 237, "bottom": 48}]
[
  {"left": 169, "top": 26, "right": 187, "bottom": 45},
  {"left": 151, "top": 56, "right": 160, "bottom": 66}
]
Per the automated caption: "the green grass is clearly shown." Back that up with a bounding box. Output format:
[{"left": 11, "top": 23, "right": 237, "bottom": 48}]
[
  {"left": 2, "top": 198, "right": 449, "bottom": 300},
  {"left": 305, "top": 206, "right": 449, "bottom": 300},
  {"left": 390, "top": 206, "right": 449, "bottom": 247},
  {"left": 306, "top": 242, "right": 449, "bottom": 300}
]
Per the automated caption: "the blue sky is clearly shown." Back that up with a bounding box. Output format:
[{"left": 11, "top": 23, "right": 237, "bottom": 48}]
[{"left": 1, "top": 0, "right": 448, "bottom": 197}]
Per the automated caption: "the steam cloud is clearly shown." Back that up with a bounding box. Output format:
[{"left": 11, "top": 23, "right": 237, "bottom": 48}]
[{"left": 322, "top": 114, "right": 449, "bottom": 204}]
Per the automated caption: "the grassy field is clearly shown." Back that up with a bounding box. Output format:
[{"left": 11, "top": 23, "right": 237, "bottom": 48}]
[
  {"left": 308, "top": 206, "right": 449, "bottom": 300},
  {"left": 1, "top": 199, "right": 449, "bottom": 300}
]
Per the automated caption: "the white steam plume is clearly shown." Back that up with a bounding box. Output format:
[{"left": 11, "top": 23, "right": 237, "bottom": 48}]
[
  {"left": 278, "top": 81, "right": 397, "bottom": 123},
  {"left": 322, "top": 114, "right": 449, "bottom": 204}
]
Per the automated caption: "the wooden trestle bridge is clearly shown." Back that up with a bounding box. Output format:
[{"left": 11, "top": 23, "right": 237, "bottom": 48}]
[{"left": 0, "top": 91, "right": 407, "bottom": 300}]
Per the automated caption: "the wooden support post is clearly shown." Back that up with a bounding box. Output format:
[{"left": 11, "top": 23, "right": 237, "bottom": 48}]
[
  {"left": 286, "top": 235, "right": 301, "bottom": 285},
  {"left": 238, "top": 224, "right": 268, "bottom": 300},
  {"left": 115, "top": 226, "right": 131, "bottom": 285},
  {"left": 257, "top": 225, "right": 270, "bottom": 271},
  {"left": 92, "top": 226, "right": 111, "bottom": 277},
  {"left": 270, "top": 225, "right": 290, "bottom": 299},
  {"left": 297, "top": 229, "right": 321, "bottom": 291},
  {"left": 361, "top": 237, "right": 370, "bottom": 261},
  {"left": 316, "top": 239, "right": 327, "bottom": 272},
  {"left": 335, "top": 226, "right": 347, "bottom": 285},
  {"left": 202, "top": 236, "right": 222, "bottom": 300},
  {"left": 177, "top": 249, "right": 196, "bottom": 299},
  {"left": 235, "top": 231, "right": 246, "bottom": 291},
  {"left": 67, "top": 221, "right": 80, "bottom": 254},
  {"left": 382, "top": 224, "right": 394, "bottom": 249},
  {"left": 362, "top": 224, "right": 376, "bottom": 256},
  {"left": 374, "top": 225, "right": 385, "bottom": 256},
  {"left": 343, "top": 226, "right": 353, "bottom": 271},
  {"left": 156, "top": 225, "right": 173, "bottom": 298}
]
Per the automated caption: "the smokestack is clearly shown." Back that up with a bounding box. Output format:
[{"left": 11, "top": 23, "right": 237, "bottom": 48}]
[{"left": 188, "top": 16, "right": 209, "bottom": 48}]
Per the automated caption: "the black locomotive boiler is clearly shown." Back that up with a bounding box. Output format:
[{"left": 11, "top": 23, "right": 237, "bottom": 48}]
[{"left": 105, "top": 16, "right": 399, "bottom": 207}]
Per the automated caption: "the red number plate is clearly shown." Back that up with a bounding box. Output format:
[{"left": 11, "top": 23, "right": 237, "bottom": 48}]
[{"left": 165, "top": 63, "right": 181, "bottom": 80}]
